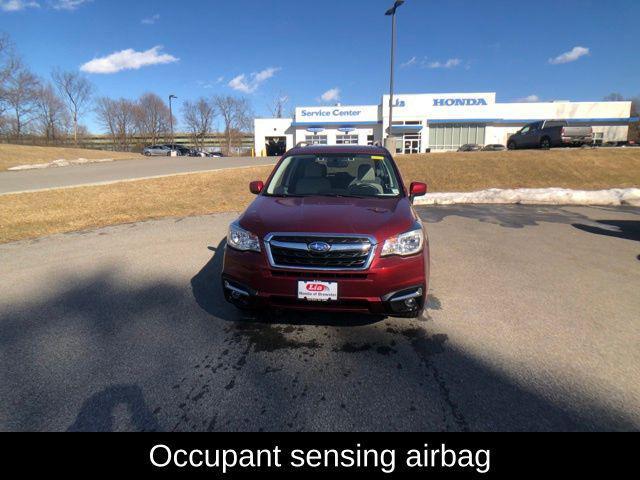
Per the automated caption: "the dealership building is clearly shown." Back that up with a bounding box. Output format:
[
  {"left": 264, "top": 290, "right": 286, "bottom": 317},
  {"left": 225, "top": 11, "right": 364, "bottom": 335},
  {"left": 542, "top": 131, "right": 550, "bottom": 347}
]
[{"left": 254, "top": 92, "right": 635, "bottom": 155}]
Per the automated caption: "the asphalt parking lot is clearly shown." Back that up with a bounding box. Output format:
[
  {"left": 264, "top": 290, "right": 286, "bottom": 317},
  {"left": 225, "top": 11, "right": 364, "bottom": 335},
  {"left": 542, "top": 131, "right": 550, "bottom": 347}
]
[{"left": 0, "top": 205, "right": 638, "bottom": 431}]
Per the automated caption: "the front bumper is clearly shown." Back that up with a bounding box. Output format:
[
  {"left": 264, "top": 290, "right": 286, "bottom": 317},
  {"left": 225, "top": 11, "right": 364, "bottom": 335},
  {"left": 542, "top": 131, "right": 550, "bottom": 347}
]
[{"left": 221, "top": 243, "right": 430, "bottom": 317}]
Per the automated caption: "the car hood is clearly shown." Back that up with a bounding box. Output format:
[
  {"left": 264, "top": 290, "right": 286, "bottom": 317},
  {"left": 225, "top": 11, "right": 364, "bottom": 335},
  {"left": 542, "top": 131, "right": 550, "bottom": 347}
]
[{"left": 238, "top": 195, "right": 418, "bottom": 243}]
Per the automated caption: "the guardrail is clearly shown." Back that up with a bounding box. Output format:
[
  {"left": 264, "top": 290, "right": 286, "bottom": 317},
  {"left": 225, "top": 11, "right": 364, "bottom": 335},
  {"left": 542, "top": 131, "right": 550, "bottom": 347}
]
[{"left": 0, "top": 133, "right": 255, "bottom": 153}]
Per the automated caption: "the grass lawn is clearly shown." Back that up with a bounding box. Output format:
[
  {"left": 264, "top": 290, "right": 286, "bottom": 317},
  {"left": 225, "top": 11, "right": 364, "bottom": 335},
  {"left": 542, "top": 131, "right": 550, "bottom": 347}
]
[
  {"left": 1, "top": 148, "right": 639, "bottom": 243},
  {"left": 0, "top": 144, "right": 141, "bottom": 171},
  {"left": 396, "top": 148, "right": 640, "bottom": 191}
]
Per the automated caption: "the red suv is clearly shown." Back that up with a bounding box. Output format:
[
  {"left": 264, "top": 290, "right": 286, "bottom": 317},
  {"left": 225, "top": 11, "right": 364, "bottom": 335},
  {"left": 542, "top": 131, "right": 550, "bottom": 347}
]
[{"left": 221, "top": 145, "right": 429, "bottom": 318}]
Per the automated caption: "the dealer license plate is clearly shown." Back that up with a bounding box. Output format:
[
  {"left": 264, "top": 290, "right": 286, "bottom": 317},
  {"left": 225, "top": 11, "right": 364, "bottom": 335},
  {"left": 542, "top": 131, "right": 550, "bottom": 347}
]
[{"left": 297, "top": 281, "right": 338, "bottom": 302}]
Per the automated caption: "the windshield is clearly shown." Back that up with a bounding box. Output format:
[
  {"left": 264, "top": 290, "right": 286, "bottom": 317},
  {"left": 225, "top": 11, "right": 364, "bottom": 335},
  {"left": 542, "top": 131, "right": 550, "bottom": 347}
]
[{"left": 264, "top": 154, "right": 402, "bottom": 198}]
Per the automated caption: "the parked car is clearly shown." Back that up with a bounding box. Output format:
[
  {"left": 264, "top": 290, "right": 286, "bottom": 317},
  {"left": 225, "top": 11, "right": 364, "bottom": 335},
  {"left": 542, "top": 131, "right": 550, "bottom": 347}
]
[
  {"left": 209, "top": 151, "right": 224, "bottom": 158},
  {"left": 222, "top": 145, "right": 430, "bottom": 319},
  {"left": 507, "top": 120, "right": 593, "bottom": 150},
  {"left": 482, "top": 144, "right": 506, "bottom": 151},
  {"left": 143, "top": 145, "right": 171, "bottom": 156},
  {"left": 457, "top": 144, "right": 482, "bottom": 152},
  {"left": 163, "top": 144, "right": 191, "bottom": 156}
]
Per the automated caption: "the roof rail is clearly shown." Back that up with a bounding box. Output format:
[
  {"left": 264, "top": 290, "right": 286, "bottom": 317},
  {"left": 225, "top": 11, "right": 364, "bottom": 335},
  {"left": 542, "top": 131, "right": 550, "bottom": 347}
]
[{"left": 295, "top": 141, "right": 311, "bottom": 148}]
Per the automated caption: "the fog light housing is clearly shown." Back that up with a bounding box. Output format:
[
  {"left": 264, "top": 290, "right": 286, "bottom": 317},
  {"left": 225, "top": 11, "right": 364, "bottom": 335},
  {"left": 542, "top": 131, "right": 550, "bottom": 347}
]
[
  {"left": 222, "top": 278, "right": 257, "bottom": 309},
  {"left": 404, "top": 297, "right": 417, "bottom": 309},
  {"left": 382, "top": 286, "right": 425, "bottom": 315}
]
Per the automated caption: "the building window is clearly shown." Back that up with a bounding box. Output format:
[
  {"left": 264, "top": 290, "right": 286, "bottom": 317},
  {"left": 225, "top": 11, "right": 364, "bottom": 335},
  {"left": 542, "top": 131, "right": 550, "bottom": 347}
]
[
  {"left": 305, "top": 135, "right": 328, "bottom": 145},
  {"left": 336, "top": 134, "right": 359, "bottom": 145},
  {"left": 429, "top": 123, "right": 486, "bottom": 151},
  {"left": 367, "top": 135, "right": 375, "bottom": 146}
]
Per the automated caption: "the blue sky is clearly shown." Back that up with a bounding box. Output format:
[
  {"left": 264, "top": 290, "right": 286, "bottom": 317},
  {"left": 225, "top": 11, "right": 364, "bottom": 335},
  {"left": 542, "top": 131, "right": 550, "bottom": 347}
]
[{"left": 1, "top": 0, "right": 638, "bottom": 132}]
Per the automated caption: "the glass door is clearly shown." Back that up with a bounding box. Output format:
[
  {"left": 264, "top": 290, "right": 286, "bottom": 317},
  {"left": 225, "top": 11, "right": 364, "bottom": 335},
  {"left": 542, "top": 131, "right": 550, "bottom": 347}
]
[{"left": 403, "top": 134, "right": 421, "bottom": 154}]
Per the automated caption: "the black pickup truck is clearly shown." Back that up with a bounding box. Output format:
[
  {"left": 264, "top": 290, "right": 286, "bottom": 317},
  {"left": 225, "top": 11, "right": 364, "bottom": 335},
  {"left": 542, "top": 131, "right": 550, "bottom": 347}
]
[{"left": 507, "top": 120, "right": 593, "bottom": 150}]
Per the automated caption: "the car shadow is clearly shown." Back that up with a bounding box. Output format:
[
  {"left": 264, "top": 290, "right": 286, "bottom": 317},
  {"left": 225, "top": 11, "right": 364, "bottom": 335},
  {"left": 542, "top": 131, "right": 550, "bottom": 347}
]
[
  {"left": 572, "top": 220, "right": 640, "bottom": 242},
  {"left": 416, "top": 204, "right": 597, "bottom": 229},
  {"left": 190, "top": 239, "right": 384, "bottom": 327}
]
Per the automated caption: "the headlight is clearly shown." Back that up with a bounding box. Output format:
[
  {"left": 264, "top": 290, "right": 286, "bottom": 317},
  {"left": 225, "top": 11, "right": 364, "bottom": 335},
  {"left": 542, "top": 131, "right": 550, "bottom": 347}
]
[
  {"left": 381, "top": 227, "right": 424, "bottom": 257},
  {"left": 227, "top": 222, "right": 261, "bottom": 252}
]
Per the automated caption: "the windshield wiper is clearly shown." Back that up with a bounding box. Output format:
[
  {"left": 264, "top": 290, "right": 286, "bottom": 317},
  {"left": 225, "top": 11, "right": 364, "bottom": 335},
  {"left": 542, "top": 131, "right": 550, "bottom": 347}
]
[{"left": 267, "top": 193, "right": 304, "bottom": 198}]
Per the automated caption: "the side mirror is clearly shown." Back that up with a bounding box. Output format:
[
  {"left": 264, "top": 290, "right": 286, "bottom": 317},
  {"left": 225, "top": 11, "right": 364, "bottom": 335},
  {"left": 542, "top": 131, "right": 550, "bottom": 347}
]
[
  {"left": 409, "top": 182, "right": 427, "bottom": 198},
  {"left": 249, "top": 181, "right": 264, "bottom": 195}
]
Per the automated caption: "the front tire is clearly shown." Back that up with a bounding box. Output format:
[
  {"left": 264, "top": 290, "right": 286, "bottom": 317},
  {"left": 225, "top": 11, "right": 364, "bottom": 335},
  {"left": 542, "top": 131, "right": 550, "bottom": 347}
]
[
  {"left": 540, "top": 137, "right": 551, "bottom": 150},
  {"left": 507, "top": 141, "right": 517, "bottom": 150}
]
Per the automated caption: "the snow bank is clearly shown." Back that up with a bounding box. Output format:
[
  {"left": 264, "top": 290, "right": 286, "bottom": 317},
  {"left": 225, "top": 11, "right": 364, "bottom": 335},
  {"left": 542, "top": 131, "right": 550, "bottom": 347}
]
[
  {"left": 414, "top": 188, "right": 640, "bottom": 207},
  {"left": 8, "top": 158, "right": 114, "bottom": 171}
]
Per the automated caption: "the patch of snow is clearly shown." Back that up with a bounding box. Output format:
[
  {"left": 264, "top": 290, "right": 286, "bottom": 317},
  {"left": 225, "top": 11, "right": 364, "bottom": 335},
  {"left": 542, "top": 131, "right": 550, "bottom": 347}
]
[
  {"left": 414, "top": 188, "right": 640, "bottom": 207},
  {"left": 8, "top": 158, "right": 115, "bottom": 171}
]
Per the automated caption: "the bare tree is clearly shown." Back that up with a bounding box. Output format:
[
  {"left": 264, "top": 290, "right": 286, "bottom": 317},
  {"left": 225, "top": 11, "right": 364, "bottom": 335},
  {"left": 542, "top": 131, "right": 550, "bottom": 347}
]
[
  {"left": 35, "top": 83, "right": 70, "bottom": 143},
  {"left": 0, "top": 33, "right": 16, "bottom": 119},
  {"left": 3, "top": 59, "right": 40, "bottom": 140},
  {"left": 603, "top": 93, "right": 625, "bottom": 102},
  {"left": 212, "top": 95, "right": 253, "bottom": 154},
  {"left": 134, "top": 93, "right": 173, "bottom": 145},
  {"left": 95, "top": 97, "right": 136, "bottom": 150},
  {"left": 115, "top": 99, "right": 137, "bottom": 149},
  {"left": 182, "top": 98, "right": 216, "bottom": 149},
  {"left": 267, "top": 93, "right": 289, "bottom": 118},
  {"left": 52, "top": 69, "right": 93, "bottom": 145},
  {"left": 95, "top": 97, "right": 118, "bottom": 147}
]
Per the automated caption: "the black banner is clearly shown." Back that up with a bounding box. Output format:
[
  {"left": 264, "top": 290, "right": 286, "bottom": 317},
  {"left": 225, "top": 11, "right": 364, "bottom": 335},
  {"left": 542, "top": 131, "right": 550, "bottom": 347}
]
[{"left": 1, "top": 432, "right": 635, "bottom": 477}]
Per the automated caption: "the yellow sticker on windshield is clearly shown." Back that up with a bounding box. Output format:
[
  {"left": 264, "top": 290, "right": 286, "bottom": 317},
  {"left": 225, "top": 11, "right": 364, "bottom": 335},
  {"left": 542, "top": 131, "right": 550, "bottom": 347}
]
[{"left": 371, "top": 156, "right": 385, "bottom": 161}]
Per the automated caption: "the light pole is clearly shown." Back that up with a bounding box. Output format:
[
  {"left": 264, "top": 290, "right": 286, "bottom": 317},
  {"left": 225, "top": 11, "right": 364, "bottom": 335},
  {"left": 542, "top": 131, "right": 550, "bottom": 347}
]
[
  {"left": 169, "top": 94, "right": 177, "bottom": 145},
  {"left": 384, "top": 0, "right": 404, "bottom": 152}
]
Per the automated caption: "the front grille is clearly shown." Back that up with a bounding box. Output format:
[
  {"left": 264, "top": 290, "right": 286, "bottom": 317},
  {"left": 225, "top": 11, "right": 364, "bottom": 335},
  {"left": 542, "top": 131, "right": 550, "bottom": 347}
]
[{"left": 265, "top": 234, "right": 375, "bottom": 271}]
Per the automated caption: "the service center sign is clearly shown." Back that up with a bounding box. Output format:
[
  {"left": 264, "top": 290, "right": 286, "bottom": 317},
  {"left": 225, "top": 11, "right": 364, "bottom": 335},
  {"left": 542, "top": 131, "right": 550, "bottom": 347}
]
[{"left": 296, "top": 105, "right": 378, "bottom": 123}]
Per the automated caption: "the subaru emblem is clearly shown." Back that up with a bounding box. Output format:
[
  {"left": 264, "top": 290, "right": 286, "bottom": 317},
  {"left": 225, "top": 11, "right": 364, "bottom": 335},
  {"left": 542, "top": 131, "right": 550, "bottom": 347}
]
[{"left": 308, "top": 242, "right": 331, "bottom": 253}]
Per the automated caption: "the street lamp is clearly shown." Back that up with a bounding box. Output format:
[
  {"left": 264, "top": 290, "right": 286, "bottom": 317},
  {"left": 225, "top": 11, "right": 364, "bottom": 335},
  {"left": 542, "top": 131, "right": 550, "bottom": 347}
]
[
  {"left": 169, "top": 94, "right": 177, "bottom": 144},
  {"left": 384, "top": 0, "right": 404, "bottom": 152}
]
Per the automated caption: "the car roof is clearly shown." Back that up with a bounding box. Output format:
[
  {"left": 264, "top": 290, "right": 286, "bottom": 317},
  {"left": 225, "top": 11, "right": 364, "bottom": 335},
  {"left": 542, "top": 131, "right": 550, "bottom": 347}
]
[{"left": 285, "top": 145, "right": 391, "bottom": 157}]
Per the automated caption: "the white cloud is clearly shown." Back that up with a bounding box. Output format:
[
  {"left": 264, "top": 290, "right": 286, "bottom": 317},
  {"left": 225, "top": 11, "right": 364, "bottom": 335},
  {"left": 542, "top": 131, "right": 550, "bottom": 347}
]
[
  {"left": 1, "top": 0, "right": 91, "bottom": 11},
  {"left": 517, "top": 95, "right": 540, "bottom": 103},
  {"left": 401, "top": 56, "right": 418, "bottom": 68},
  {"left": 51, "top": 0, "right": 90, "bottom": 10},
  {"left": 319, "top": 87, "right": 340, "bottom": 103},
  {"left": 428, "top": 58, "right": 462, "bottom": 69},
  {"left": 141, "top": 13, "right": 159, "bottom": 24},
  {"left": 549, "top": 46, "right": 589, "bottom": 65},
  {"left": 228, "top": 67, "right": 280, "bottom": 94},
  {"left": 80, "top": 46, "right": 179, "bottom": 74},
  {"left": 198, "top": 76, "right": 225, "bottom": 89},
  {"left": 0, "top": 0, "right": 40, "bottom": 11}
]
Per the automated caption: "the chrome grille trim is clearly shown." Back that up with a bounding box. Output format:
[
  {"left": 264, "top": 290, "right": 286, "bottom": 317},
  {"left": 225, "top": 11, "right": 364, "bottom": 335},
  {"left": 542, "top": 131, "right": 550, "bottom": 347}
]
[{"left": 264, "top": 232, "right": 377, "bottom": 271}]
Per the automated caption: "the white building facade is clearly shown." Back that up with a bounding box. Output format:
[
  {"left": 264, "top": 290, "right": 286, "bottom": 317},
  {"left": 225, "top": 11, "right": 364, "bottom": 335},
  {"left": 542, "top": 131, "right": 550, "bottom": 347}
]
[{"left": 254, "top": 92, "right": 635, "bottom": 156}]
